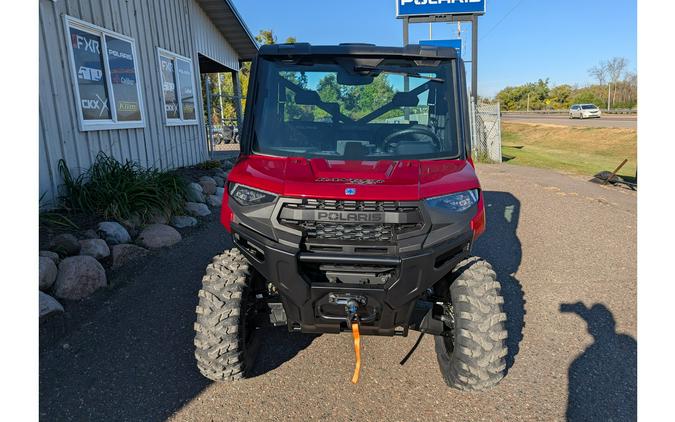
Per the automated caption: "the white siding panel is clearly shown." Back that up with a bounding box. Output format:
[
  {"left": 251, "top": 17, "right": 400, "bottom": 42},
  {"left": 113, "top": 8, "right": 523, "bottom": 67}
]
[
  {"left": 39, "top": 0, "right": 228, "bottom": 207},
  {"left": 190, "top": 1, "right": 240, "bottom": 71}
]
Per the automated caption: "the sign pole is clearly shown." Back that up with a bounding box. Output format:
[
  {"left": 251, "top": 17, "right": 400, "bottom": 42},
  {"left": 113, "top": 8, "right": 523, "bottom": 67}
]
[
  {"left": 471, "top": 14, "right": 478, "bottom": 104},
  {"left": 403, "top": 17, "right": 410, "bottom": 120}
]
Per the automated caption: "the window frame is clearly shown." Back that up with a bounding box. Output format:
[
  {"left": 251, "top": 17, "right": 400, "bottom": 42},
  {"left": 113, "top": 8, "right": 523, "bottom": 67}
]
[
  {"left": 156, "top": 48, "right": 198, "bottom": 126},
  {"left": 64, "top": 15, "right": 146, "bottom": 131}
]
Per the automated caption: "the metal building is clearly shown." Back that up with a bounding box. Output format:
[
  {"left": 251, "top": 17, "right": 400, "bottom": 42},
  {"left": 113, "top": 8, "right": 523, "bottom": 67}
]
[{"left": 39, "top": 0, "right": 257, "bottom": 205}]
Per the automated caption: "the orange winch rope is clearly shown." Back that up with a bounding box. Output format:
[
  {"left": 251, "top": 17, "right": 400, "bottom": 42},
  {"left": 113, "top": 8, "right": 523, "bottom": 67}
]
[{"left": 351, "top": 320, "right": 361, "bottom": 384}]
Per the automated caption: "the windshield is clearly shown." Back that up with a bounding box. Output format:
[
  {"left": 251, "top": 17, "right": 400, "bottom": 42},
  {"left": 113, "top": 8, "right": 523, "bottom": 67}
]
[
  {"left": 581, "top": 104, "right": 598, "bottom": 110},
  {"left": 250, "top": 56, "right": 461, "bottom": 160}
]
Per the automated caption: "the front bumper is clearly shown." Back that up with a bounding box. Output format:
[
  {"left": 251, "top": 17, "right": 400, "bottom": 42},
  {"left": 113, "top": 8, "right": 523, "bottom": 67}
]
[{"left": 231, "top": 221, "right": 472, "bottom": 336}]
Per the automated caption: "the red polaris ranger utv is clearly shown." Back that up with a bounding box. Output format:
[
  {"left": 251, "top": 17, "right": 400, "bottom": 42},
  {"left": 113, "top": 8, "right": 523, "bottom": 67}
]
[{"left": 194, "top": 43, "right": 507, "bottom": 390}]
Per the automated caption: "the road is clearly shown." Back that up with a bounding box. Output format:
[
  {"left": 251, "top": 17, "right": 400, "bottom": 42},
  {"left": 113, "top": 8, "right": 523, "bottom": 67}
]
[
  {"left": 39, "top": 164, "right": 637, "bottom": 422},
  {"left": 502, "top": 113, "right": 637, "bottom": 129}
]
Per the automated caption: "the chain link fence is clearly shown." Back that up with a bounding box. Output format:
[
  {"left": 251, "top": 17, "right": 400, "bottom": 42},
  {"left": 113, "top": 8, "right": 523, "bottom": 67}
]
[{"left": 470, "top": 101, "right": 502, "bottom": 163}]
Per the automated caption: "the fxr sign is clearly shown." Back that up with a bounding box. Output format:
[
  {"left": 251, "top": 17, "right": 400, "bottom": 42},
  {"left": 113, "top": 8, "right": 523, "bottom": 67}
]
[{"left": 396, "top": 0, "right": 486, "bottom": 17}]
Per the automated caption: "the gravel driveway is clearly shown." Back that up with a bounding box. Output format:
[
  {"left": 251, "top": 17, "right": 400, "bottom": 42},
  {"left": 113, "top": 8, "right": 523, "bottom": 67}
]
[{"left": 39, "top": 163, "right": 636, "bottom": 422}]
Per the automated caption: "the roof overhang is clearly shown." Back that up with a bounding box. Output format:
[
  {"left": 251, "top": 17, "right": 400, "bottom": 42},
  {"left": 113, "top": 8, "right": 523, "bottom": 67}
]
[{"left": 195, "top": 0, "right": 258, "bottom": 61}]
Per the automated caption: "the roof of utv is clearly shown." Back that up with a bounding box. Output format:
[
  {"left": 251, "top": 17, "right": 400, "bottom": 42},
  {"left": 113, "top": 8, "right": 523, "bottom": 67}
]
[{"left": 257, "top": 43, "right": 458, "bottom": 60}]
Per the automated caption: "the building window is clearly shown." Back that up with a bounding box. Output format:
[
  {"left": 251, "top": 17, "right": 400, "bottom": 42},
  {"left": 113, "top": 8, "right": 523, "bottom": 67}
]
[
  {"left": 158, "top": 49, "right": 198, "bottom": 125},
  {"left": 64, "top": 16, "right": 145, "bottom": 131}
]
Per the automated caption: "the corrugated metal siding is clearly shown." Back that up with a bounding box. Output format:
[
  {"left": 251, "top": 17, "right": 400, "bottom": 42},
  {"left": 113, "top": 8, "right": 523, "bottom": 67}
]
[
  {"left": 39, "top": 0, "right": 241, "bottom": 206},
  {"left": 191, "top": 1, "right": 240, "bottom": 70}
]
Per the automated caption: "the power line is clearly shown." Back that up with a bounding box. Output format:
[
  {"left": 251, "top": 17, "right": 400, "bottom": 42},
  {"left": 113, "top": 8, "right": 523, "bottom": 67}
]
[{"left": 480, "top": 0, "right": 527, "bottom": 42}]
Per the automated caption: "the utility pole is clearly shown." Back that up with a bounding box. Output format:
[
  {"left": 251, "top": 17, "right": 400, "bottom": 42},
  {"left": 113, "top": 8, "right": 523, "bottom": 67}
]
[{"left": 527, "top": 93, "right": 530, "bottom": 112}]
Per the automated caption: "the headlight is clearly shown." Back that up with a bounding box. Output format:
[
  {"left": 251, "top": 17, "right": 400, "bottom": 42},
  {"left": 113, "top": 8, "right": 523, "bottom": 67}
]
[
  {"left": 425, "top": 189, "right": 479, "bottom": 213},
  {"left": 229, "top": 183, "right": 277, "bottom": 206}
]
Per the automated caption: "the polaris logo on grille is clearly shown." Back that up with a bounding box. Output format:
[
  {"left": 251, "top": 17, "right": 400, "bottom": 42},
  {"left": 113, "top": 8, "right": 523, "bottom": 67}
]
[{"left": 316, "top": 211, "right": 384, "bottom": 223}]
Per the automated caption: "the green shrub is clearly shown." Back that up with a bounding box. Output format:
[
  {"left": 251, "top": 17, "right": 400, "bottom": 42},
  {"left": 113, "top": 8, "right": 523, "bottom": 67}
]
[
  {"left": 195, "top": 160, "right": 223, "bottom": 170},
  {"left": 58, "top": 153, "right": 187, "bottom": 223}
]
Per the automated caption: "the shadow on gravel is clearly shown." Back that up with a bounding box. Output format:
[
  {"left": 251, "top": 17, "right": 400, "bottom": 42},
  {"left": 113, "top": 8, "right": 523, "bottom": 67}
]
[
  {"left": 561, "top": 303, "right": 637, "bottom": 422},
  {"left": 248, "top": 328, "right": 318, "bottom": 377},
  {"left": 39, "top": 219, "right": 232, "bottom": 422},
  {"left": 473, "top": 191, "right": 526, "bottom": 371}
]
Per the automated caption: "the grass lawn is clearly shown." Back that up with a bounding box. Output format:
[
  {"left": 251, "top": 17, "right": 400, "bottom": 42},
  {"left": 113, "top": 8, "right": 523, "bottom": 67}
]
[{"left": 500, "top": 122, "right": 637, "bottom": 178}]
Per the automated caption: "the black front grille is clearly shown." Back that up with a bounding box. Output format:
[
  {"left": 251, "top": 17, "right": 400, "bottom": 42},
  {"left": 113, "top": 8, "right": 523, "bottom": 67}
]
[
  {"left": 300, "top": 221, "right": 395, "bottom": 242},
  {"left": 278, "top": 199, "right": 423, "bottom": 243}
]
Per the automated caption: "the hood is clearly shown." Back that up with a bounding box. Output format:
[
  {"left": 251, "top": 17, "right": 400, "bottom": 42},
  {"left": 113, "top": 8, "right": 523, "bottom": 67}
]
[{"left": 227, "top": 155, "right": 480, "bottom": 201}]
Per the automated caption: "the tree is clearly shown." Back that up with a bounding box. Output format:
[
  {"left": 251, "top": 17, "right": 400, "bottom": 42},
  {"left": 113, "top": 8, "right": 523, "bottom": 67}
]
[
  {"left": 255, "top": 29, "right": 276, "bottom": 45},
  {"left": 606, "top": 57, "right": 628, "bottom": 84},
  {"left": 588, "top": 62, "right": 608, "bottom": 85}
]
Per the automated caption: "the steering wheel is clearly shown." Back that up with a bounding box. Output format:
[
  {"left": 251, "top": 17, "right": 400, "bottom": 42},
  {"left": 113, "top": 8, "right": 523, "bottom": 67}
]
[{"left": 382, "top": 127, "right": 442, "bottom": 152}]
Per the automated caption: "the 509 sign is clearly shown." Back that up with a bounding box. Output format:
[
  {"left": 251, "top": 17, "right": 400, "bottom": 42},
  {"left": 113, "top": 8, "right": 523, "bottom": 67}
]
[{"left": 396, "top": 0, "right": 486, "bottom": 17}]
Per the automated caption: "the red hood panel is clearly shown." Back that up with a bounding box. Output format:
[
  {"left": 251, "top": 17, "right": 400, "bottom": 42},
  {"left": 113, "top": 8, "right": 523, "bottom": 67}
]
[{"left": 228, "top": 155, "right": 480, "bottom": 201}]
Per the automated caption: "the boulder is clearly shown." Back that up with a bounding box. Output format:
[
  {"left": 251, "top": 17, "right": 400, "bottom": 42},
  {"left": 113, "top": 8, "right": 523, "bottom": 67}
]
[
  {"left": 48, "top": 234, "right": 81, "bottom": 257},
  {"left": 199, "top": 176, "right": 217, "bottom": 195},
  {"left": 185, "top": 202, "right": 211, "bottom": 217},
  {"left": 137, "top": 224, "right": 182, "bottom": 249},
  {"left": 39, "top": 250, "right": 60, "bottom": 266},
  {"left": 82, "top": 229, "right": 100, "bottom": 239},
  {"left": 171, "top": 215, "right": 198, "bottom": 228},
  {"left": 215, "top": 187, "right": 225, "bottom": 198},
  {"left": 214, "top": 170, "right": 227, "bottom": 179},
  {"left": 78, "top": 239, "right": 111, "bottom": 260},
  {"left": 97, "top": 221, "right": 131, "bottom": 245},
  {"left": 186, "top": 182, "right": 205, "bottom": 203},
  {"left": 148, "top": 212, "right": 169, "bottom": 225},
  {"left": 206, "top": 194, "right": 222, "bottom": 208},
  {"left": 213, "top": 176, "right": 225, "bottom": 187},
  {"left": 39, "top": 257, "right": 58, "bottom": 291},
  {"left": 39, "top": 292, "right": 64, "bottom": 322},
  {"left": 111, "top": 244, "right": 149, "bottom": 269},
  {"left": 53, "top": 256, "right": 107, "bottom": 300}
]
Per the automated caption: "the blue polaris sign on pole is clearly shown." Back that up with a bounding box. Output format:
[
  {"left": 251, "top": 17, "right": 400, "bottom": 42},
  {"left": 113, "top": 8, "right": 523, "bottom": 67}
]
[
  {"left": 396, "top": 0, "right": 486, "bottom": 17},
  {"left": 419, "top": 39, "right": 462, "bottom": 58}
]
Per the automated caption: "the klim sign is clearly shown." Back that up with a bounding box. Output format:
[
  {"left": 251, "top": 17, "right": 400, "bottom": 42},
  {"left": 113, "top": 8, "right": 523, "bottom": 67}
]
[{"left": 396, "top": 0, "right": 486, "bottom": 17}]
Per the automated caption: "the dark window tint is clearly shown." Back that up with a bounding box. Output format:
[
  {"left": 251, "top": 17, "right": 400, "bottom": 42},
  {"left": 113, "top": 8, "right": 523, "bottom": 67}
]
[
  {"left": 105, "top": 35, "right": 141, "bottom": 121},
  {"left": 70, "top": 27, "right": 111, "bottom": 120},
  {"left": 581, "top": 104, "right": 598, "bottom": 110}
]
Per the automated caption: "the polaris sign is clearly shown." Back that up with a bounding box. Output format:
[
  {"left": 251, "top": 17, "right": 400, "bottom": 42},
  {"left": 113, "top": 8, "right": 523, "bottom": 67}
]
[{"left": 396, "top": 0, "right": 486, "bottom": 17}]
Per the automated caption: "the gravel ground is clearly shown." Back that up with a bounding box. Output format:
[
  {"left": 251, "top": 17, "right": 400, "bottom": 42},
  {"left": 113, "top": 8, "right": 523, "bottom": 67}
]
[{"left": 39, "top": 163, "right": 636, "bottom": 422}]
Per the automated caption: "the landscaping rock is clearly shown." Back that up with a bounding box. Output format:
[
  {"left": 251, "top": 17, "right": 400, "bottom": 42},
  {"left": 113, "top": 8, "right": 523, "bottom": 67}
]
[
  {"left": 206, "top": 194, "right": 222, "bottom": 208},
  {"left": 39, "top": 250, "right": 60, "bottom": 266},
  {"left": 97, "top": 221, "right": 131, "bottom": 245},
  {"left": 78, "top": 239, "right": 110, "bottom": 260},
  {"left": 82, "top": 229, "right": 100, "bottom": 239},
  {"left": 199, "top": 176, "right": 217, "bottom": 195},
  {"left": 119, "top": 214, "right": 142, "bottom": 231},
  {"left": 137, "top": 224, "right": 182, "bottom": 249},
  {"left": 39, "top": 292, "right": 64, "bottom": 322},
  {"left": 214, "top": 170, "right": 227, "bottom": 179},
  {"left": 111, "top": 244, "right": 149, "bottom": 269},
  {"left": 215, "top": 187, "right": 225, "bottom": 198},
  {"left": 222, "top": 160, "right": 234, "bottom": 170},
  {"left": 148, "top": 212, "right": 169, "bottom": 225},
  {"left": 185, "top": 202, "right": 211, "bottom": 217},
  {"left": 171, "top": 215, "right": 198, "bottom": 228},
  {"left": 186, "top": 182, "right": 205, "bottom": 203},
  {"left": 53, "top": 256, "right": 107, "bottom": 300},
  {"left": 213, "top": 176, "right": 225, "bottom": 187},
  {"left": 48, "top": 234, "right": 81, "bottom": 257},
  {"left": 39, "top": 257, "right": 58, "bottom": 291}
]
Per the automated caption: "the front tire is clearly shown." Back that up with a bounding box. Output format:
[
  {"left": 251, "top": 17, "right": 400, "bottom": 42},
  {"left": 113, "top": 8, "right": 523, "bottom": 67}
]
[
  {"left": 435, "top": 257, "right": 508, "bottom": 391},
  {"left": 194, "top": 248, "right": 257, "bottom": 381}
]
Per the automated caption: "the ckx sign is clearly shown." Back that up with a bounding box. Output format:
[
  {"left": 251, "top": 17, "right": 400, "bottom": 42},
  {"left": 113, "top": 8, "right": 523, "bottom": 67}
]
[{"left": 396, "top": 0, "right": 486, "bottom": 17}]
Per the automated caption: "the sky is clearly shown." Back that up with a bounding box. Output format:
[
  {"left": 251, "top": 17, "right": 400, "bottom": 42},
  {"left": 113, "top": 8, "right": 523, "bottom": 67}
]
[{"left": 229, "top": 0, "right": 637, "bottom": 98}]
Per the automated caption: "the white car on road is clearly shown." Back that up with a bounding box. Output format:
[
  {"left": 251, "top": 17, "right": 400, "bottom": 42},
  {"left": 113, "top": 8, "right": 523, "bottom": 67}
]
[{"left": 569, "top": 104, "right": 602, "bottom": 119}]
